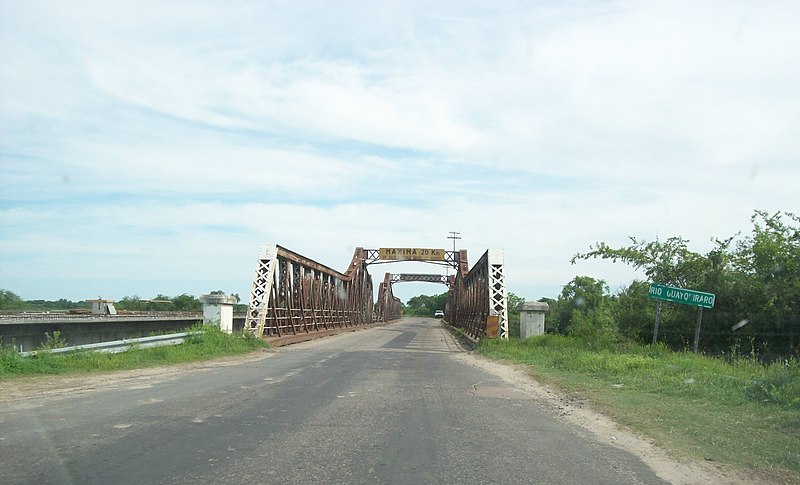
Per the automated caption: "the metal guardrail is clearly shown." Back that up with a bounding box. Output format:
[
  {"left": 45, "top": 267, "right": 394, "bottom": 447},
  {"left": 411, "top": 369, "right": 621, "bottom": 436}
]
[
  {"left": 19, "top": 332, "right": 200, "bottom": 357},
  {"left": 0, "top": 312, "right": 202, "bottom": 323}
]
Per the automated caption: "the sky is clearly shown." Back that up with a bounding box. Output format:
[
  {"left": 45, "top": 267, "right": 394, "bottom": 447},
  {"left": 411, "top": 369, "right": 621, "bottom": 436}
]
[{"left": 1, "top": 0, "right": 798, "bottom": 306}]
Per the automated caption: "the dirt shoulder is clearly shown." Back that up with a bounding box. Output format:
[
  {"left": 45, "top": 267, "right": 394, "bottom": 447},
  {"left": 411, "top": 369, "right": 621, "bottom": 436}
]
[
  {"left": 454, "top": 352, "right": 764, "bottom": 485},
  {"left": 0, "top": 349, "right": 274, "bottom": 404}
]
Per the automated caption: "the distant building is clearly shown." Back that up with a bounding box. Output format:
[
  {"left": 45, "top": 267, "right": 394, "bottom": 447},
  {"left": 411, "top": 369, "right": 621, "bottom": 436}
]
[{"left": 86, "top": 298, "right": 117, "bottom": 315}]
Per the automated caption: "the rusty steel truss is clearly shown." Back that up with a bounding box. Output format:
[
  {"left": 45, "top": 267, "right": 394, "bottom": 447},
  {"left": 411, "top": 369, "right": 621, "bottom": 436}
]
[
  {"left": 374, "top": 273, "right": 450, "bottom": 322},
  {"left": 446, "top": 249, "right": 509, "bottom": 340},
  {"left": 244, "top": 245, "right": 374, "bottom": 337},
  {"left": 390, "top": 273, "right": 451, "bottom": 286},
  {"left": 245, "top": 244, "right": 508, "bottom": 341},
  {"left": 375, "top": 273, "right": 402, "bottom": 322},
  {"left": 363, "top": 249, "right": 467, "bottom": 271}
]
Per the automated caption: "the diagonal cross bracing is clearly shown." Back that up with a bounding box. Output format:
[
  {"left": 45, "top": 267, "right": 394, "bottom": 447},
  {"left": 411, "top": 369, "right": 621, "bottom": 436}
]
[
  {"left": 390, "top": 273, "right": 450, "bottom": 285},
  {"left": 445, "top": 249, "right": 509, "bottom": 341},
  {"left": 244, "top": 245, "right": 374, "bottom": 338}
]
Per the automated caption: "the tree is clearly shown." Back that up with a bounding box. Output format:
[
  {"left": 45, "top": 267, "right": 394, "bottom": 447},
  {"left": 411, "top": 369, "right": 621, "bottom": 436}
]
[
  {"left": 551, "top": 276, "right": 617, "bottom": 343},
  {"left": 570, "top": 235, "right": 730, "bottom": 289},
  {"left": 507, "top": 292, "right": 524, "bottom": 337},
  {"left": 0, "top": 289, "right": 23, "bottom": 310},
  {"left": 614, "top": 280, "right": 655, "bottom": 342},
  {"left": 171, "top": 294, "right": 201, "bottom": 312},
  {"left": 117, "top": 295, "right": 146, "bottom": 312},
  {"left": 405, "top": 291, "right": 449, "bottom": 316},
  {"left": 571, "top": 210, "right": 799, "bottom": 355},
  {"left": 728, "top": 211, "right": 800, "bottom": 353}
]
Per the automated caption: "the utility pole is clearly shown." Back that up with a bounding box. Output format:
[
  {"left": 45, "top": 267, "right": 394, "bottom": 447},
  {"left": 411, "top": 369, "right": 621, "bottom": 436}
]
[{"left": 447, "top": 231, "right": 461, "bottom": 276}]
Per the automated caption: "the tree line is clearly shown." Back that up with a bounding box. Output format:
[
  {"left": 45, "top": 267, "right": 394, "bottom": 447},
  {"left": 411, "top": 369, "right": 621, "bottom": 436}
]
[
  {"left": 0, "top": 290, "right": 84, "bottom": 312},
  {"left": 541, "top": 210, "right": 798, "bottom": 357},
  {"left": 0, "top": 290, "right": 244, "bottom": 313},
  {"left": 402, "top": 290, "right": 524, "bottom": 331},
  {"left": 403, "top": 292, "right": 449, "bottom": 316}
]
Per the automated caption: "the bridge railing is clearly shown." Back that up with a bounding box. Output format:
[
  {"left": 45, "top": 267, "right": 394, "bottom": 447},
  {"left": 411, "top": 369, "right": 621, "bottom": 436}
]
[
  {"left": 375, "top": 273, "right": 402, "bottom": 322},
  {"left": 446, "top": 249, "right": 508, "bottom": 340},
  {"left": 245, "top": 245, "right": 374, "bottom": 337}
]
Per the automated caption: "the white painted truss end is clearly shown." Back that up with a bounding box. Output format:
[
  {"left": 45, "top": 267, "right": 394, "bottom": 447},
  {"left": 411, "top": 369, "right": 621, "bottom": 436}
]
[
  {"left": 488, "top": 248, "right": 505, "bottom": 264},
  {"left": 259, "top": 244, "right": 278, "bottom": 260}
]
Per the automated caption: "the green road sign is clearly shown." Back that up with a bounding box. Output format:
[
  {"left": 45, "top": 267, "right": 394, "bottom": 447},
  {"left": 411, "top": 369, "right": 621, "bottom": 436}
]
[{"left": 648, "top": 283, "right": 715, "bottom": 309}]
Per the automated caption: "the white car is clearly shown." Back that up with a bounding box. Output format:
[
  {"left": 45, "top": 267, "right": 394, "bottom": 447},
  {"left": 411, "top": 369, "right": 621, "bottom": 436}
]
[{"left": 434, "top": 310, "right": 444, "bottom": 318}]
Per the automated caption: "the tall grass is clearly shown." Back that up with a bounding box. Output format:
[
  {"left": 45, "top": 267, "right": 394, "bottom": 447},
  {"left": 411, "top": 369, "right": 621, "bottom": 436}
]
[
  {"left": 482, "top": 335, "right": 799, "bottom": 408},
  {"left": 0, "top": 325, "right": 268, "bottom": 378},
  {"left": 479, "top": 335, "right": 800, "bottom": 476}
]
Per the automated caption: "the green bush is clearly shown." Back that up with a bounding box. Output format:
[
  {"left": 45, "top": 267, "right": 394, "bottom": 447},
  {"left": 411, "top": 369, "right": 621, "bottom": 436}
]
[
  {"left": 746, "top": 359, "right": 800, "bottom": 408},
  {"left": 41, "top": 331, "right": 67, "bottom": 350}
]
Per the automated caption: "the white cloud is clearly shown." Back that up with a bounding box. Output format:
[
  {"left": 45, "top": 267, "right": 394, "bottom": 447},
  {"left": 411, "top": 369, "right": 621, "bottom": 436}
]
[{"left": 1, "top": 0, "right": 798, "bottom": 303}]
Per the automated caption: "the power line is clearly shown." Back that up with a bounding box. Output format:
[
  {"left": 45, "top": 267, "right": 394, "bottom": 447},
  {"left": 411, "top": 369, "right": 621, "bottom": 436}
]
[{"left": 447, "top": 231, "right": 461, "bottom": 276}]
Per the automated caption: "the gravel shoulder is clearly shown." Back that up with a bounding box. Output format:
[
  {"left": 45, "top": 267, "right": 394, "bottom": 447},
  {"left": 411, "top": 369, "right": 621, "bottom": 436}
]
[{"left": 454, "top": 352, "right": 761, "bottom": 485}]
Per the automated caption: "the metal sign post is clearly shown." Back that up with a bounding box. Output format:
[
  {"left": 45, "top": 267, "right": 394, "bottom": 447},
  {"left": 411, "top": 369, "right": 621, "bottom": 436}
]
[
  {"left": 652, "top": 300, "right": 662, "bottom": 345},
  {"left": 693, "top": 307, "right": 704, "bottom": 353}
]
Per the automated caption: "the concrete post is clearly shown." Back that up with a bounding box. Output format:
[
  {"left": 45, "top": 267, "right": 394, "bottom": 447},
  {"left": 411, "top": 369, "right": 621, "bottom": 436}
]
[
  {"left": 199, "top": 294, "right": 238, "bottom": 334},
  {"left": 518, "top": 301, "right": 549, "bottom": 339}
]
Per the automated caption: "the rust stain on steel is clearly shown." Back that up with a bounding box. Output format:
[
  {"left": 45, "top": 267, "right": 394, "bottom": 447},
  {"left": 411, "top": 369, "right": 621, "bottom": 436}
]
[
  {"left": 485, "top": 315, "right": 499, "bottom": 338},
  {"left": 245, "top": 246, "right": 374, "bottom": 338}
]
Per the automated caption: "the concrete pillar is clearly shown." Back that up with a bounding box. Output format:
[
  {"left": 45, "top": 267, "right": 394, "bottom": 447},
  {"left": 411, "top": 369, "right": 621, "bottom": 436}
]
[
  {"left": 199, "top": 294, "right": 238, "bottom": 333},
  {"left": 519, "top": 301, "right": 549, "bottom": 339}
]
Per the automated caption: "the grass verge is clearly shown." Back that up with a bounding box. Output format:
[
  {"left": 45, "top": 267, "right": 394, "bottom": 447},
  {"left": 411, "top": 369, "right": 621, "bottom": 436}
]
[
  {"left": 0, "top": 325, "right": 268, "bottom": 378},
  {"left": 478, "top": 335, "right": 800, "bottom": 481}
]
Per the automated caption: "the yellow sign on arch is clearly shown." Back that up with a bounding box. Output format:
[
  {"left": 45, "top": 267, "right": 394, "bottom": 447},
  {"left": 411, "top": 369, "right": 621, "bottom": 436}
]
[{"left": 378, "top": 248, "right": 446, "bottom": 262}]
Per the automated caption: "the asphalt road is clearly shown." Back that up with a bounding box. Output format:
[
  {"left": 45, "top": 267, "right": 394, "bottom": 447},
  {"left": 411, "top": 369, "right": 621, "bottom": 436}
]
[{"left": 1, "top": 318, "right": 666, "bottom": 484}]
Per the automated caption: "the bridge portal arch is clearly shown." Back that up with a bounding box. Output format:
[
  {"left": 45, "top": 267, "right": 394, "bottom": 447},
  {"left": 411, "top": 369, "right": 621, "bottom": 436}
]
[{"left": 245, "top": 245, "right": 507, "bottom": 340}]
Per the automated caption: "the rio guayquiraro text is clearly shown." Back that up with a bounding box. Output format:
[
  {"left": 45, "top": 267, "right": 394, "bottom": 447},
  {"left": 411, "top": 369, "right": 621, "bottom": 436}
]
[{"left": 648, "top": 283, "right": 715, "bottom": 309}]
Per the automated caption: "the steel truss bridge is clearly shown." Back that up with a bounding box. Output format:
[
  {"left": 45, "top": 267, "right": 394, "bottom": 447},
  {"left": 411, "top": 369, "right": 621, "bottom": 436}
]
[{"left": 244, "top": 244, "right": 508, "bottom": 341}]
